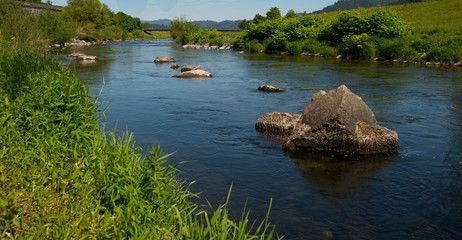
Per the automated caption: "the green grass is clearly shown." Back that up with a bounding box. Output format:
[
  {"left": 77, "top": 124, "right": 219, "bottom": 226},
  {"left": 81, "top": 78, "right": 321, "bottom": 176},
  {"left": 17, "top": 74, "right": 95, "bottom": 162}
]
[
  {"left": 0, "top": 43, "right": 278, "bottom": 239},
  {"left": 146, "top": 31, "right": 172, "bottom": 39},
  {"left": 391, "top": 0, "right": 462, "bottom": 30}
]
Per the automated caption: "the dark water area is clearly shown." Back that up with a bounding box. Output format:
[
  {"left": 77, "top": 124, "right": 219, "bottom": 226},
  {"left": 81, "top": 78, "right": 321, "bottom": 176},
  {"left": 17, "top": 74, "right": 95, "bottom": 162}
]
[{"left": 56, "top": 39, "right": 462, "bottom": 239}]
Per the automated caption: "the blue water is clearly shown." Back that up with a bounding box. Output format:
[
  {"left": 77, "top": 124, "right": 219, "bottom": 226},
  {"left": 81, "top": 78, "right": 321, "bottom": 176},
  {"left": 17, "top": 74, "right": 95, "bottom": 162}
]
[{"left": 57, "top": 39, "right": 462, "bottom": 239}]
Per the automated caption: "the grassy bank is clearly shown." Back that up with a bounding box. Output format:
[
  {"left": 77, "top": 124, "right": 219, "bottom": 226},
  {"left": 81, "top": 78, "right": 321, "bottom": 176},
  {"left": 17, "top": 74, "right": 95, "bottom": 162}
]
[
  {"left": 171, "top": 0, "right": 462, "bottom": 64},
  {"left": 0, "top": 41, "right": 276, "bottom": 238},
  {"left": 145, "top": 31, "right": 172, "bottom": 39}
]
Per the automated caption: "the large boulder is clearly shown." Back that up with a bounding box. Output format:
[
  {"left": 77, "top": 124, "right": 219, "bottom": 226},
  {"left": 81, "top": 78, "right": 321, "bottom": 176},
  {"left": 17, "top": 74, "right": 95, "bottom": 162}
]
[
  {"left": 173, "top": 69, "right": 212, "bottom": 78},
  {"left": 154, "top": 56, "right": 176, "bottom": 63},
  {"left": 282, "top": 85, "right": 398, "bottom": 155},
  {"left": 256, "top": 112, "right": 301, "bottom": 135}
]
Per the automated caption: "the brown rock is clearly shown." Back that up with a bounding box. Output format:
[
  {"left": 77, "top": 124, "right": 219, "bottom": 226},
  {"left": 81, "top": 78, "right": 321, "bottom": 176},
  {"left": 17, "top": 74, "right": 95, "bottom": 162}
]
[
  {"left": 173, "top": 69, "right": 212, "bottom": 78},
  {"left": 171, "top": 64, "right": 179, "bottom": 69},
  {"left": 258, "top": 85, "right": 286, "bottom": 92},
  {"left": 255, "top": 112, "right": 301, "bottom": 135},
  {"left": 282, "top": 85, "right": 398, "bottom": 155},
  {"left": 154, "top": 56, "right": 176, "bottom": 63},
  {"left": 181, "top": 65, "right": 201, "bottom": 72}
]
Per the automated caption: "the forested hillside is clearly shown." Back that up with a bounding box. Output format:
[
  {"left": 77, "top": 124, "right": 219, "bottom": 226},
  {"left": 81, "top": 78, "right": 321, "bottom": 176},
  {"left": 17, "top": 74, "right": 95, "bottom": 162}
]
[{"left": 312, "top": 0, "right": 405, "bottom": 13}]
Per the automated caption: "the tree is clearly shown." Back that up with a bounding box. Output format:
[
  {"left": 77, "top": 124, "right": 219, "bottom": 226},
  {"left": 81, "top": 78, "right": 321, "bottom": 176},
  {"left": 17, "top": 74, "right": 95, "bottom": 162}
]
[
  {"left": 238, "top": 19, "right": 251, "bottom": 29},
  {"left": 141, "top": 22, "right": 151, "bottom": 29},
  {"left": 266, "top": 7, "right": 281, "bottom": 20},
  {"left": 253, "top": 14, "right": 265, "bottom": 24},
  {"left": 65, "top": 0, "right": 103, "bottom": 27},
  {"left": 285, "top": 9, "right": 297, "bottom": 18}
]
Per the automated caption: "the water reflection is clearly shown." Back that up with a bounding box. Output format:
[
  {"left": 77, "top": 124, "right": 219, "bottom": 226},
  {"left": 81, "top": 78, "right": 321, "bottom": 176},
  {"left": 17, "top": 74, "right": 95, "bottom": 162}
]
[{"left": 290, "top": 153, "right": 394, "bottom": 198}]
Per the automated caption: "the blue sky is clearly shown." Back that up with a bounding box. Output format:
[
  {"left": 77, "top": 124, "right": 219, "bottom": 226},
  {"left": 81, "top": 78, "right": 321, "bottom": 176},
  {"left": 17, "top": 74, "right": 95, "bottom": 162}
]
[{"left": 51, "top": 0, "right": 337, "bottom": 21}]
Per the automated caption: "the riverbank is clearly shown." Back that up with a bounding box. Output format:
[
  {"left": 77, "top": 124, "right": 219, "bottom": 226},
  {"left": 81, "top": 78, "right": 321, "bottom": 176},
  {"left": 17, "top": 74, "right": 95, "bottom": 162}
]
[
  {"left": 0, "top": 42, "right": 276, "bottom": 239},
  {"left": 172, "top": 0, "right": 462, "bottom": 66}
]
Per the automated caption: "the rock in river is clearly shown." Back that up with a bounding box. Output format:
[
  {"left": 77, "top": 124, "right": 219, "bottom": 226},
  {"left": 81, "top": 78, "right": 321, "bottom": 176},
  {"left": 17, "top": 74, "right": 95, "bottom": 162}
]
[
  {"left": 154, "top": 56, "right": 176, "bottom": 63},
  {"left": 76, "top": 55, "right": 98, "bottom": 61},
  {"left": 282, "top": 85, "right": 399, "bottom": 155},
  {"left": 256, "top": 112, "right": 301, "bottom": 135},
  {"left": 173, "top": 69, "right": 212, "bottom": 78},
  {"left": 258, "top": 85, "right": 286, "bottom": 92},
  {"left": 181, "top": 65, "right": 201, "bottom": 72}
]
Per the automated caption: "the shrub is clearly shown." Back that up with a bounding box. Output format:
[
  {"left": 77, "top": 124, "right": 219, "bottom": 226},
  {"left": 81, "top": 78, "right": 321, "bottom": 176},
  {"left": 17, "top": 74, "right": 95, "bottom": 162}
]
[
  {"left": 0, "top": 0, "right": 46, "bottom": 47},
  {"left": 301, "top": 39, "right": 337, "bottom": 56},
  {"left": 320, "top": 8, "right": 411, "bottom": 44},
  {"left": 377, "top": 37, "right": 420, "bottom": 61},
  {"left": 169, "top": 17, "right": 200, "bottom": 44},
  {"left": 246, "top": 39, "right": 265, "bottom": 52},
  {"left": 339, "top": 33, "right": 377, "bottom": 59},
  {"left": 287, "top": 41, "right": 304, "bottom": 55},
  {"left": 426, "top": 45, "right": 462, "bottom": 63},
  {"left": 38, "top": 10, "right": 76, "bottom": 44},
  {"left": 0, "top": 42, "right": 59, "bottom": 99}
]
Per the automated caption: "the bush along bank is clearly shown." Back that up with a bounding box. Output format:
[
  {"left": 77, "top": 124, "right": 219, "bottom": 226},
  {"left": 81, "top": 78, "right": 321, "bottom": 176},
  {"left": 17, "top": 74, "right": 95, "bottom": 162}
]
[
  {"left": 0, "top": 42, "right": 277, "bottom": 239},
  {"left": 233, "top": 7, "right": 462, "bottom": 66},
  {"left": 171, "top": 6, "right": 462, "bottom": 66}
]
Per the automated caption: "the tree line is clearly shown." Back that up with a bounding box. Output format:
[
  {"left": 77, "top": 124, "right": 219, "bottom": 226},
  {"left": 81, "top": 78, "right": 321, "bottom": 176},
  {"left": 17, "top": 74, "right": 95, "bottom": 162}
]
[{"left": 0, "top": 0, "right": 148, "bottom": 45}]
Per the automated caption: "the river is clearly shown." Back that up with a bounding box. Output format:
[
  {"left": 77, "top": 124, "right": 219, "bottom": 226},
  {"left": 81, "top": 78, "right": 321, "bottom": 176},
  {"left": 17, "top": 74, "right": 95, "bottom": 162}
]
[{"left": 56, "top": 39, "right": 462, "bottom": 239}]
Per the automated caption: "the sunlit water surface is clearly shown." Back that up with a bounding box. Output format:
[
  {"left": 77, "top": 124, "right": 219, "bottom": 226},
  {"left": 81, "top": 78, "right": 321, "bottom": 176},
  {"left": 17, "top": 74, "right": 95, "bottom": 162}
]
[{"left": 56, "top": 40, "right": 462, "bottom": 239}]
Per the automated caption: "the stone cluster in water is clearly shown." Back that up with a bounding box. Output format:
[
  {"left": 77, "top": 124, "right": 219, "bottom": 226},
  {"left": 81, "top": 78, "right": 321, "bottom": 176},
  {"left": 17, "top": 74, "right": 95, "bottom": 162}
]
[{"left": 256, "top": 85, "right": 399, "bottom": 155}]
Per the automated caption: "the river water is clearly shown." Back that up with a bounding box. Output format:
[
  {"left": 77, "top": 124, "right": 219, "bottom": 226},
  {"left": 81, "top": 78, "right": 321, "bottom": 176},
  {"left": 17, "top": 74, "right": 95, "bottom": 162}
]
[{"left": 57, "top": 40, "right": 462, "bottom": 239}]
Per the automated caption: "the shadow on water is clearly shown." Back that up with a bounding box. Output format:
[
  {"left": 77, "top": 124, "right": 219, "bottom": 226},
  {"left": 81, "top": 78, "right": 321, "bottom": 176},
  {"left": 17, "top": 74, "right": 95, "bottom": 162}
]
[{"left": 289, "top": 153, "right": 395, "bottom": 198}]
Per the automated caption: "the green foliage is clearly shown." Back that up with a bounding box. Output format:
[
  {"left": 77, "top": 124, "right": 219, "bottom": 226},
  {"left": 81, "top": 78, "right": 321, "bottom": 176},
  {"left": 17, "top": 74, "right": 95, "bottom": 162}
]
[
  {"left": 285, "top": 9, "right": 297, "bottom": 18},
  {"left": 339, "top": 33, "right": 377, "bottom": 59},
  {"left": 238, "top": 19, "right": 252, "bottom": 30},
  {"left": 319, "top": 8, "right": 412, "bottom": 44},
  {"left": 266, "top": 7, "right": 281, "bottom": 20},
  {"left": 301, "top": 39, "right": 338, "bottom": 56},
  {"left": 169, "top": 17, "right": 200, "bottom": 44},
  {"left": 0, "top": 42, "right": 59, "bottom": 99},
  {"left": 112, "top": 11, "right": 141, "bottom": 32},
  {"left": 253, "top": 14, "right": 266, "bottom": 24},
  {"left": 38, "top": 10, "right": 76, "bottom": 44},
  {"left": 0, "top": 43, "right": 278, "bottom": 239},
  {"left": 244, "top": 39, "right": 265, "bottom": 52},
  {"left": 376, "top": 37, "right": 420, "bottom": 61},
  {"left": 64, "top": 0, "right": 142, "bottom": 41},
  {"left": 191, "top": 29, "right": 221, "bottom": 44},
  {"left": 0, "top": 0, "right": 46, "bottom": 48},
  {"left": 287, "top": 40, "right": 304, "bottom": 54}
]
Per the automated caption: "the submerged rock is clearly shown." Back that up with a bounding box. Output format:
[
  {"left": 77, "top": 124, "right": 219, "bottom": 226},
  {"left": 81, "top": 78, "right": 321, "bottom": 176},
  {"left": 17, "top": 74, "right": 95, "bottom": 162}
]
[
  {"left": 258, "top": 85, "right": 286, "bottom": 92},
  {"left": 76, "top": 55, "right": 98, "bottom": 61},
  {"left": 173, "top": 69, "right": 212, "bottom": 78},
  {"left": 255, "top": 112, "right": 301, "bottom": 135},
  {"left": 68, "top": 52, "right": 97, "bottom": 61},
  {"left": 282, "top": 85, "right": 399, "bottom": 155},
  {"left": 154, "top": 56, "right": 176, "bottom": 63},
  {"left": 67, "top": 52, "right": 86, "bottom": 58},
  {"left": 170, "top": 64, "right": 179, "bottom": 69}
]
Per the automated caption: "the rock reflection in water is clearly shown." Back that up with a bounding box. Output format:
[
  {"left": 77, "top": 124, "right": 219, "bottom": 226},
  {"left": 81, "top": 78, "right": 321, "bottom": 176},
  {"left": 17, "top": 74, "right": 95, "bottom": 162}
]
[{"left": 290, "top": 153, "right": 394, "bottom": 197}]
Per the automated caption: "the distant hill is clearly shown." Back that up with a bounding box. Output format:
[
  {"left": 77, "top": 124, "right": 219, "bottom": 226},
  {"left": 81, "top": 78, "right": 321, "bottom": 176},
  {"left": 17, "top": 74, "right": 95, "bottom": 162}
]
[
  {"left": 143, "top": 19, "right": 241, "bottom": 30},
  {"left": 312, "top": 0, "right": 405, "bottom": 13}
]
